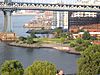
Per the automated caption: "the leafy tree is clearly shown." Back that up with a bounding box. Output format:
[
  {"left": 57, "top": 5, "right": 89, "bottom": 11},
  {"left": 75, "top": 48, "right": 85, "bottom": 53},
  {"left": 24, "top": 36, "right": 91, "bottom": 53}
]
[
  {"left": 76, "top": 38, "right": 84, "bottom": 44},
  {"left": 61, "top": 33, "right": 67, "bottom": 38},
  {"left": 82, "top": 31, "right": 91, "bottom": 40},
  {"left": 53, "top": 27, "right": 63, "bottom": 38},
  {"left": 19, "top": 36, "right": 26, "bottom": 41},
  {"left": 77, "top": 45, "right": 100, "bottom": 75},
  {"left": 30, "top": 31, "right": 37, "bottom": 38},
  {"left": 75, "top": 46, "right": 85, "bottom": 52},
  {"left": 66, "top": 32, "right": 73, "bottom": 40},
  {"left": 82, "top": 40, "right": 91, "bottom": 47},
  {"left": 26, "top": 36, "right": 34, "bottom": 44},
  {"left": 60, "top": 37, "right": 65, "bottom": 44},
  {"left": 70, "top": 42, "right": 76, "bottom": 47},
  {"left": 0, "top": 60, "right": 24, "bottom": 75},
  {"left": 24, "top": 61, "right": 57, "bottom": 75}
]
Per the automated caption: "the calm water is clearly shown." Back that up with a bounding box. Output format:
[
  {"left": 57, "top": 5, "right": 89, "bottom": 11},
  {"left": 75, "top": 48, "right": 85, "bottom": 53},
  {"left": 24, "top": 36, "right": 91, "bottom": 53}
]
[{"left": 0, "top": 15, "right": 79, "bottom": 74}]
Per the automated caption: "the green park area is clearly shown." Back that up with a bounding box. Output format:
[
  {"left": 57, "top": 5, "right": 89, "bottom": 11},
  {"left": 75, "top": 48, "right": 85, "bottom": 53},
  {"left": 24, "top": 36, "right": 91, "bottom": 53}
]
[{"left": 5, "top": 27, "right": 100, "bottom": 75}]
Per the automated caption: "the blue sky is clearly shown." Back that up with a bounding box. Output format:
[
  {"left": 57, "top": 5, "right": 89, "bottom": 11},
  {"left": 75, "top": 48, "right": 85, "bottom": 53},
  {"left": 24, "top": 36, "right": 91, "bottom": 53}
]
[{"left": 0, "top": 0, "right": 78, "bottom": 3}]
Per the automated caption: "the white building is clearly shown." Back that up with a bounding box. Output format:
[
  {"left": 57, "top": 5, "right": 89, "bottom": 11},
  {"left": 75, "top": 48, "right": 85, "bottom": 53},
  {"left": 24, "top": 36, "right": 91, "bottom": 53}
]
[
  {"left": 72, "top": 0, "right": 98, "bottom": 18},
  {"left": 51, "top": 11, "right": 69, "bottom": 30},
  {"left": 71, "top": 12, "right": 97, "bottom": 17}
]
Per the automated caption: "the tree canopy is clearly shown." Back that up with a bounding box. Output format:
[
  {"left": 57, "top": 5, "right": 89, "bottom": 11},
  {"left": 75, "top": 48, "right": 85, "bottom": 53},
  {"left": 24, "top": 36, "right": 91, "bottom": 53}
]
[
  {"left": 24, "top": 60, "right": 57, "bottom": 75},
  {"left": 0, "top": 60, "right": 24, "bottom": 75},
  {"left": 77, "top": 45, "right": 100, "bottom": 75},
  {"left": 82, "top": 31, "right": 91, "bottom": 40}
]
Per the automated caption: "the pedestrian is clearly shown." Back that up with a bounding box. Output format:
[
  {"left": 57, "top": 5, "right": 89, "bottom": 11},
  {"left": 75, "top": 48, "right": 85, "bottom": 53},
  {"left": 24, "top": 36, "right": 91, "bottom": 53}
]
[{"left": 56, "top": 69, "right": 64, "bottom": 75}]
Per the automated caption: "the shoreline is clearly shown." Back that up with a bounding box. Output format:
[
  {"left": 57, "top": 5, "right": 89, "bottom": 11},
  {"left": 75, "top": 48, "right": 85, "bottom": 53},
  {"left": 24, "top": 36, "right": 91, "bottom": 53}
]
[{"left": 8, "top": 42, "right": 80, "bottom": 55}]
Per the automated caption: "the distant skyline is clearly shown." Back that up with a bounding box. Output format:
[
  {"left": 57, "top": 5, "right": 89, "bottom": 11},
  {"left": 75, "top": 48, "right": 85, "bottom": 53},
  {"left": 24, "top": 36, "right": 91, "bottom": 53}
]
[{"left": 0, "top": 0, "right": 78, "bottom": 3}]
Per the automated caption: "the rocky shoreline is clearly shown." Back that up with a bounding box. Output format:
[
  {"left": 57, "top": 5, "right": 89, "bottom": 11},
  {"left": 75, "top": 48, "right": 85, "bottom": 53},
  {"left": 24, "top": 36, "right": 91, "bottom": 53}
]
[{"left": 8, "top": 42, "right": 80, "bottom": 55}]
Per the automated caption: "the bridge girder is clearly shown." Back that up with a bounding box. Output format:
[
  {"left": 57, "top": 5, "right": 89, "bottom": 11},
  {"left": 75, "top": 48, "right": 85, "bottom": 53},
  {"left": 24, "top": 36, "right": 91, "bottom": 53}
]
[{"left": 0, "top": 2, "right": 100, "bottom": 12}]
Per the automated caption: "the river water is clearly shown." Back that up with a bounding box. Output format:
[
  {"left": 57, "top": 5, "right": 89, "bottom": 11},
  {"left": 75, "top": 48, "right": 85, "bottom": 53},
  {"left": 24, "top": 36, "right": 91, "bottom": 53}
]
[{"left": 0, "top": 15, "right": 79, "bottom": 74}]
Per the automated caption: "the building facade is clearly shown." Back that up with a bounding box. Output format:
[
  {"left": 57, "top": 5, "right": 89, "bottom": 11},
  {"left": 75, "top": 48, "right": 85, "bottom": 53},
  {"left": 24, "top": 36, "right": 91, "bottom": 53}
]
[{"left": 51, "top": 11, "right": 69, "bottom": 30}]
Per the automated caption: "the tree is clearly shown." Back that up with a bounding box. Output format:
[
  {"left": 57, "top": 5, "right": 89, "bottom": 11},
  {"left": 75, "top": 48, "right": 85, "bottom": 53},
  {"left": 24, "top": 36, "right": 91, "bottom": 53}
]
[
  {"left": 26, "top": 36, "right": 34, "bottom": 44},
  {"left": 76, "top": 38, "right": 84, "bottom": 44},
  {"left": 77, "top": 45, "right": 100, "bottom": 75},
  {"left": 30, "top": 31, "right": 37, "bottom": 38},
  {"left": 24, "top": 61, "right": 57, "bottom": 75},
  {"left": 82, "top": 31, "right": 91, "bottom": 40},
  {"left": 53, "top": 27, "right": 63, "bottom": 38},
  {"left": 0, "top": 60, "right": 24, "bottom": 75},
  {"left": 19, "top": 36, "right": 26, "bottom": 41}
]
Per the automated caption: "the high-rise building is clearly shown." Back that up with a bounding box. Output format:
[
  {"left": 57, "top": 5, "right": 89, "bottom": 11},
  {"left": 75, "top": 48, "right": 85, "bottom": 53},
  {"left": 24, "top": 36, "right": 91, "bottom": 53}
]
[{"left": 51, "top": 11, "right": 69, "bottom": 30}]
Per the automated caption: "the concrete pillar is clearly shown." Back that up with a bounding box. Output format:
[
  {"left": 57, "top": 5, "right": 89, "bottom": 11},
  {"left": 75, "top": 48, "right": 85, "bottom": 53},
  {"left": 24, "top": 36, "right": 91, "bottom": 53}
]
[
  {"left": 3, "top": 11, "right": 12, "bottom": 32},
  {"left": 8, "top": 12, "right": 12, "bottom": 32},
  {"left": 3, "top": 11, "right": 8, "bottom": 32}
]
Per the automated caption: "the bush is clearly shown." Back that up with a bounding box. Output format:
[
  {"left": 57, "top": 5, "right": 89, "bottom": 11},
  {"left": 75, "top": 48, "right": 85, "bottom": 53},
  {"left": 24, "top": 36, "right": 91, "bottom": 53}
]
[
  {"left": 0, "top": 60, "right": 24, "bottom": 75},
  {"left": 75, "top": 46, "right": 85, "bottom": 51},
  {"left": 77, "top": 45, "right": 100, "bottom": 75},
  {"left": 90, "top": 36, "right": 97, "bottom": 40},
  {"left": 82, "top": 40, "right": 91, "bottom": 47},
  {"left": 24, "top": 61, "right": 57, "bottom": 75},
  {"left": 76, "top": 38, "right": 84, "bottom": 44},
  {"left": 19, "top": 36, "right": 26, "bottom": 41},
  {"left": 26, "top": 36, "right": 34, "bottom": 44},
  {"left": 61, "top": 33, "right": 67, "bottom": 38},
  {"left": 70, "top": 42, "right": 76, "bottom": 47},
  {"left": 60, "top": 37, "right": 65, "bottom": 43},
  {"left": 82, "top": 31, "right": 91, "bottom": 40}
]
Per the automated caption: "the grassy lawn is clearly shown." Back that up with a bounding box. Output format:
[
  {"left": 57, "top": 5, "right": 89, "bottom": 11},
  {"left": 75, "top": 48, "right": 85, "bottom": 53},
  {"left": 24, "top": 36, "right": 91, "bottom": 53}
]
[{"left": 33, "top": 38, "right": 65, "bottom": 44}]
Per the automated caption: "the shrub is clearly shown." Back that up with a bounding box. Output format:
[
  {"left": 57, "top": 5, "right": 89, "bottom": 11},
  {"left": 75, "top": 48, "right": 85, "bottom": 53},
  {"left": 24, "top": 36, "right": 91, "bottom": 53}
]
[
  {"left": 26, "top": 36, "right": 34, "bottom": 44},
  {"left": 76, "top": 38, "right": 84, "bottom": 44},
  {"left": 82, "top": 40, "right": 91, "bottom": 47},
  {"left": 0, "top": 60, "right": 24, "bottom": 75},
  {"left": 24, "top": 61, "right": 57, "bottom": 75},
  {"left": 70, "top": 42, "right": 76, "bottom": 47},
  {"left": 77, "top": 45, "right": 100, "bottom": 75},
  {"left": 60, "top": 37, "right": 65, "bottom": 43},
  {"left": 75, "top": 46, "right": 85, "bottom": 51},
  {"left": 19, "top": 36, "right": 26, "bottom": 41},
  {"left": 90, "top": 36, "right": 97, "bottom": 40},
  {"left": 82, "top": 31, "right": 91, "bottom": 40}
]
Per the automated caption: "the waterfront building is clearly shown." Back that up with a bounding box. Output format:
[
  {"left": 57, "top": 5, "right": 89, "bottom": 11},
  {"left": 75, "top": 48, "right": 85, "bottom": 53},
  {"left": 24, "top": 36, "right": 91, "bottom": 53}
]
[
  {"left": 69, "top": 0, "right": 100, "bottom": 33},
  {"left": 69, "top": 12, "right": 100, "bottom": 33},
  {"left": 73, "top": 32, "right": 100, "bottom": 39},
  {"left": 51, "top": 11, "right": 69, "bottom": 30}
]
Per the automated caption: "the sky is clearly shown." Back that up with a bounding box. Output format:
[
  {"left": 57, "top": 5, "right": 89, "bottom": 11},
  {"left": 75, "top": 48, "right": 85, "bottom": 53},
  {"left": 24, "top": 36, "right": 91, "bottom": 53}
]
[{"left": 0, "top": 0, "right": 78, "bottom": 3}]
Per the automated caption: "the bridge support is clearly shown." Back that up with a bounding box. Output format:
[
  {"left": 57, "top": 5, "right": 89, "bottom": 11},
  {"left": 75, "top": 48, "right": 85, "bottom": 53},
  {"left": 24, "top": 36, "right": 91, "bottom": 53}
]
[{"left": 3, "top": 11, "right": 12, "bottom": 32}]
